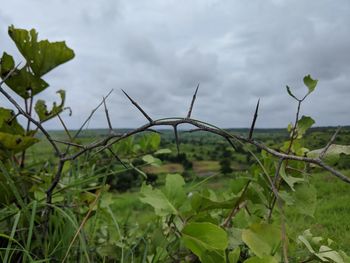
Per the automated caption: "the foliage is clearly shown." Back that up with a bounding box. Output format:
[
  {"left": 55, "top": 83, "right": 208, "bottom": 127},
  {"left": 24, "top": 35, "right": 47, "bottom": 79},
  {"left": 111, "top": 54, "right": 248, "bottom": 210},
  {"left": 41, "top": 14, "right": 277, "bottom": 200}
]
[{"left": 0, "top": 26, "right": 349, "bottom": 263}]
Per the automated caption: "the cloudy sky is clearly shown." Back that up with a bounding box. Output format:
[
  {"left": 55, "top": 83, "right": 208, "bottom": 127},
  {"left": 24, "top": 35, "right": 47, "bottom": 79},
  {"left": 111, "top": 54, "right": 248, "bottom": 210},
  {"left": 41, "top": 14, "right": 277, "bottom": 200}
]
[{"left": 0, "top": 0, "right": 349, "bottom": 129}]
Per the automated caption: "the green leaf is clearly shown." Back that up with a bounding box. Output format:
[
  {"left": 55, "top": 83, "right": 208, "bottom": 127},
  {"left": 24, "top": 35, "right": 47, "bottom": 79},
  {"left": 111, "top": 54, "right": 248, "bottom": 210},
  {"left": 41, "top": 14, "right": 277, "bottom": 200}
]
[
  {"left": 296, "top": 116, "right": 315, "bottom": 139},
  {"left": 139, "top": 183, "right": 177, "bottom": 216},
  {"left": 35, "top": 89, "right": 66, "bottom": 122},
  {"left": 279, "top": 164, "right": 304, "bottom": 191},
  {"left": 243, "top": 256, "right": 278, "bottom": 263},
  {"left": 139, "top": 174, "right": 186, "bottom": 216},
  {"left": 316, "top": 245, "right": 345, "bottom": 263},
  {"left": 0, "top": 132, "right": 39, "bottom": 156},
  {"left": 0, "top": 52, "right": 49, "bottom": 98},
  {"left": 286, "top": 85, "right": 298, "bottom": 100},
  {"left": 228, "top": 247, "right": 240, "bottom": 263},
  {"left": 0, "top": 52, "right": 15, "bottom": 72},
  {"left": 139, "top": 133, "right": 161, "bottom": 152},
  {"left": 164, "top": 173, "right": 186, "bottom": 208},
  {"left": 292, "top": 184, "right": 317, "bottom": 217},
  {"left": 0, "top": 107, "right": 24, "bottom": 135},
  {"left": 182, "top": 222, "right": 228, "bottom": 261},
  {"left": 8, "top": 25, "right": 75, "bottom": 77},
  {"left": 242, "top": 223, "right": 281, "bottom": 258},
  {"left": 307, "top": 144, "right": 350, "bottom": 161},
  {"left": 303, "top": 75, "right": 318, "bottom": 95},
  {"left": 142, "top": 154, "right": 162, "bottom": 166},
  {"left": 191, "top": 192, "right": 239, "bottom": 212}
]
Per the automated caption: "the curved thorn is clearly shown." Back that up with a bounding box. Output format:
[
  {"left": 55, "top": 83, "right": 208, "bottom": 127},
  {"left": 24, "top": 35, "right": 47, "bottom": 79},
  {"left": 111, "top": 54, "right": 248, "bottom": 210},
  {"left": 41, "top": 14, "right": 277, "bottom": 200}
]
[{"left": 187, "top": 83, "right": 200, "bottom": 118}]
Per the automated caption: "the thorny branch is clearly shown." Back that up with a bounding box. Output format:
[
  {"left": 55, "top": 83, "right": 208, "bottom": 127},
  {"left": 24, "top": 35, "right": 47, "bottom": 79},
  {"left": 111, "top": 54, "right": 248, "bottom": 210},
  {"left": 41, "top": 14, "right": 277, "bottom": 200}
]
[{"left": 1, "top": 71, "right": 349, "bottom": 262}]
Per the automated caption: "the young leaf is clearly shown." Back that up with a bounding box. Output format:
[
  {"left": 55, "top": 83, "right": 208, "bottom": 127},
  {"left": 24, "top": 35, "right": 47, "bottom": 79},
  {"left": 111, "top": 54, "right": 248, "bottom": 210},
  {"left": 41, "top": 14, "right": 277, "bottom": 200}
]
[
  {"left": 241, "top": 223, "right": 281, "bottom": 258},
  {"left": 35, "top": 90, "right": 66, "bottom": 122},
  {"left": 286, "top": 85, "right": 298, "bottom": 101},
  {"left": 303, "top": 74, "right": 318, "bottom": 94},
  {"left": 8, "top": 25, "right": 75, "bottom": 77},
  {"left": 296, "top": 116, "right": 315, "bottom": 139}
]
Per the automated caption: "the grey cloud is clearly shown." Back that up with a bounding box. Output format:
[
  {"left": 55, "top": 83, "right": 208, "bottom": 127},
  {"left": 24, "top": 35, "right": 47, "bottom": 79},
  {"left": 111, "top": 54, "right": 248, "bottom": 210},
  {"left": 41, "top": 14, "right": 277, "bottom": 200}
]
[{"left": 0, "top": 0, "right": 349, "bottom": 129}]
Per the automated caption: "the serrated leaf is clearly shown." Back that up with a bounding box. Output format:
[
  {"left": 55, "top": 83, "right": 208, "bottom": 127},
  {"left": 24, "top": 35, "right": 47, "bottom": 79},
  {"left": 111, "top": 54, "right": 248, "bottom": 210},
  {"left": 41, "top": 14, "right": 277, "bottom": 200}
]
[
  {"left": 182, "top": 222, "right": 228, "bottom": 261},
  {"left": 242, "top": 223, "right": 281, "bottom": 257},
  {"left": 303, "top": 75, "right": 318, "bottom": 94},
  {"left": 286, "top": 85, "right": 298, "bottom": 100},
  {"left": 35, "top": 90, "right": 65, "bottom": 122},
  {"left": 8, "top": 25, "right": 74, "bottom": 77}
]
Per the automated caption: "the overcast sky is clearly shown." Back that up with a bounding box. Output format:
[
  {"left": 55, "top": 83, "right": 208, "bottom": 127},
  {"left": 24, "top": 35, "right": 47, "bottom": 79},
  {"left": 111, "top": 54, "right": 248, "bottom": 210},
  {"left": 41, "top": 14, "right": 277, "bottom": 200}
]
[{"left": 0, "top": 0, "right": 349, "bottom": 129}]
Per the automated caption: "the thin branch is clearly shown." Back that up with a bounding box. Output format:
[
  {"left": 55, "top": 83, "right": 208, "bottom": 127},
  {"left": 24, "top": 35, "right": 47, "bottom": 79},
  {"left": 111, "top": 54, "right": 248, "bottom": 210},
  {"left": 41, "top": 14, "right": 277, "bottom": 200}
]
[
  {"left": 222, "top": 181, "right": 250, "bottom": 228},
  {"left": 0, "top": 71, "right": 61, "bottom": 156},
  {"left": 52, "top": 139, "right": 85, "bottom": 149},
  {"left": 57, "top": 113, "right": 73, "bottom": 141},
  {"left": 319, "top": 126, "right": 341, "bottom": 159},
  {"left": 187, "top": 83, "right": 199, "bottom": 119},
  {"left": 248, "top": 99, "right": 260, "bottom": 140},
  {"left": 107, "top": 147, "right": 128, "bottom": 169},
  {"left": 121, "top": 89, "right": 153, "bottom": 123}
]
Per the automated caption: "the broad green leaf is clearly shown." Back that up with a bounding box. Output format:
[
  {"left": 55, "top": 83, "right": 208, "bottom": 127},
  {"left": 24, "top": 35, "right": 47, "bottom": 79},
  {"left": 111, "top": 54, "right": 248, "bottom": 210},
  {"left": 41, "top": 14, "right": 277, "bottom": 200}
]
[
  {"left": 139, "top": 183, "right": 177, "bottom": 216},
  {"left": 0, "top": 52, "right": 48, "bottom": 98},
  {"left": 296, "top": 116, "right": 315, "bottom": 139},
  {"left": 242, "top": 223, "right": 281, "bottom": 258},
  {"left": 279, "top": 164, "right": 304, "bottom": 191},
  {"left": 8, "top": 25, "right": 75, "bottom": 77},
  {"left": 0, "top": 52, "right": 14, "bottom": 72},
  {"left": 182, "top": 222, "right": 228, "bottom": 261},
  {"left": 201, "top": 250, "right": 226, "bottom": 263},
  {"left": 140, "top": 174, "right": 186, "bottom": 216},
  {"left": 35, "top": 90, "right": 65, "bottom": 122},
  {"left": 142, "top": 154, "right": 162, "bottom": 166},
  {"left": 286, "top": 85, "right": 298, "bottom": 100},
  {"left": 243, "top": 256, "right": 278, "bottom": 263},
  {"left": 0, "top": 107, "right": 25, "bottom": 135},
  {"left": 139, "top": 133, "right": 161, "bottom": 152},
  {"left": 164, "top": 173, "right": 186, "bottom": 208},
  {"left": 316, "top": 245, "right": 344, "bottom": 263},
  {"left": 292, "top": 184, "right": 317, "bottom": 217},
  {"left": 303, "top": 75, "right": 318, "bottom": 94},
  {"left": 228, "top": 247, "right": 240, "bottom": 263},
  {"left": 191, "top": 192, "right": 239, "bottom": 212},
  {"left": 0, "top": 132, "right": 39, "bottom": 155}
]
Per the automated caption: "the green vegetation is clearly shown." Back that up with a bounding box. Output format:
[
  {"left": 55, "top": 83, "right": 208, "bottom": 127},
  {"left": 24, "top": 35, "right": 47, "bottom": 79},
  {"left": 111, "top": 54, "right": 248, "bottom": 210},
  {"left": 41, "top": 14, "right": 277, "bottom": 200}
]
[{"left": 0, "top": 26, "right": 350, "bottom": 263}]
